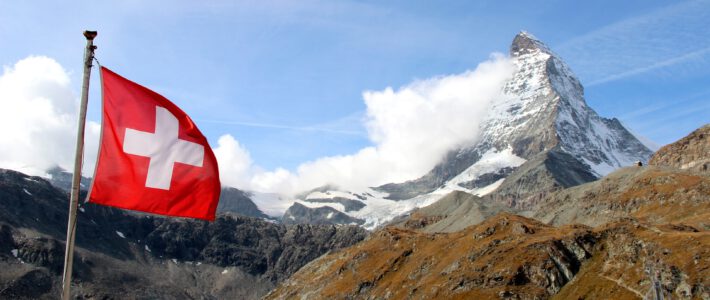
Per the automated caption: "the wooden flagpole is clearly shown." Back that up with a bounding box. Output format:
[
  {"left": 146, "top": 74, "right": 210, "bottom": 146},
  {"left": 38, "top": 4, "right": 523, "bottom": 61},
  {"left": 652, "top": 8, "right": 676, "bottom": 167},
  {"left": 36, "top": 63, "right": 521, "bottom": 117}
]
[{"left": 61, "top": 30, "right": 97, "bottom": 300}]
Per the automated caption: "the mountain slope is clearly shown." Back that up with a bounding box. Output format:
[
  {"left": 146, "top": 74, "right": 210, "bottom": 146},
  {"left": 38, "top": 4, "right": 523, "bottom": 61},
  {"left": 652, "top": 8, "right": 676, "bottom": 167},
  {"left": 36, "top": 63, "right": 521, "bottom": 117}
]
[
  {"left": 396, "top": 123, "right": 710, "bottom": 234},
  {"left": 533, "top": 166, "right": 710, "bottom": 229},
  {"left": 0, "top": 168, "right": 367, "bottom": 299},
  {"left": 266, "top": 214, "right": 708, "bottom": 299},
  {"left": 267, "top": 124, "right": 709, "bottom": 299}
]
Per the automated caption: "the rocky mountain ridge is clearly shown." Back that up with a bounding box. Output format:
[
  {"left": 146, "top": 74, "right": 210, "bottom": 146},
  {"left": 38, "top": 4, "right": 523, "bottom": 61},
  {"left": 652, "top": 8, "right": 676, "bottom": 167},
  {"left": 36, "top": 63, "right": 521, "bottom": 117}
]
[{"left": 649, "top": 124, "right": 709, "bottom": 173}]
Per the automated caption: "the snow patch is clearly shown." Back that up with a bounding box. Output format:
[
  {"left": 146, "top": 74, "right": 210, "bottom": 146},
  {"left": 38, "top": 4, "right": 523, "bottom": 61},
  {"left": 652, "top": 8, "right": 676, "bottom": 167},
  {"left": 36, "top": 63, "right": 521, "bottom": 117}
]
[
  {"left": 23, "top": 188, "right": 32, "bottom": 196},
  {"left": 11, "top": 249, "right": 18, "bottom": 257},
  {"left": 474, "top": 178, "right": 506, "bottom": 196},
  {"left": 295, "top": 200, "right": 345, "bottom": 213},
  {"left": 444, "top": 147, "right": 526, "bottom": 192},
  {"left": 222, "top": 269, "right": 229, "bottom": 274},
  {"left": 326, "top": 212, "right": 334, "bottom": 219},
  {"left": 115, "top": 231, "right": 125, "bottom": 238},
  {"left": 145, "top": 245, "right": 151, "bottom": 252},
  {"left": 306, "top": 190, "right": 358, "bottom": 201}
]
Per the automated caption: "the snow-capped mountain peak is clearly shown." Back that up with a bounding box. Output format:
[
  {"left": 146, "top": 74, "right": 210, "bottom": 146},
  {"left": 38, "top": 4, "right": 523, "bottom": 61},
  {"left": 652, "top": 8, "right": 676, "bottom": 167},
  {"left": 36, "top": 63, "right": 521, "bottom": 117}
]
[{"left": 268, "top": 32, "right": 653, "bottom": 229}]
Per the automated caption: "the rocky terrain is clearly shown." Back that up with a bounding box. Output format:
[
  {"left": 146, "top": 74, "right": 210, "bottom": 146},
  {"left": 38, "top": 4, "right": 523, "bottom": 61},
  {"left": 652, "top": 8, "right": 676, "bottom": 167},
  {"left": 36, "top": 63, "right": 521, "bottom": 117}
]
[
  {"left": 649, "top": 124, "right": 709, "bottom": 174},
  {"left": 393, "top": 190, "right": 513, "bottom": 233},
  {"left": 268, "top": 213, "right": 708, "bottom": 299},
  {"left": 266, "top": 123, "right": 709, "bottom": 299},
  {"left": 0, "top": 168, "right": 366, "bottom": 299},
  {"left": 533, "top": 166, "right": 709, "bottom": 229}
]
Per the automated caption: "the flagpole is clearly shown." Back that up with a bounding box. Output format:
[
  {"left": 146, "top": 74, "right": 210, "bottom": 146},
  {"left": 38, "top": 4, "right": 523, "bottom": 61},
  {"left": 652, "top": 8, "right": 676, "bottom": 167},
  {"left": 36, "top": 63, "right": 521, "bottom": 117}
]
[{"left": 62, "top": 30, "right": 97, "bottom": 300}]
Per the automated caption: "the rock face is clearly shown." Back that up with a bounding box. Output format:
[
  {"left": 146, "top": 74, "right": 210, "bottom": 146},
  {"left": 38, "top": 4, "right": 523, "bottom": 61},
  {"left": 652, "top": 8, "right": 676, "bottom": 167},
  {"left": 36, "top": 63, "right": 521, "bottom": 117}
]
[
  {"left": 650, "top": 124, "right": 709, "bottom": 173},
  {"left": 266, "top": 213, "right": 709, "bottom": 299},
  {"left": 0, "top": 168, "right": 367, "bottom": 299}
]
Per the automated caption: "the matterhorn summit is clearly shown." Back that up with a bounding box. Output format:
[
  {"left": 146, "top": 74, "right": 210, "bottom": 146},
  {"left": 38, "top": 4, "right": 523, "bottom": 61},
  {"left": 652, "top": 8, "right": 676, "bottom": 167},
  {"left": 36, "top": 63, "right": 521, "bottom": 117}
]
[{"left": 281, "top": 32, "right": 654, "bottom": 227}]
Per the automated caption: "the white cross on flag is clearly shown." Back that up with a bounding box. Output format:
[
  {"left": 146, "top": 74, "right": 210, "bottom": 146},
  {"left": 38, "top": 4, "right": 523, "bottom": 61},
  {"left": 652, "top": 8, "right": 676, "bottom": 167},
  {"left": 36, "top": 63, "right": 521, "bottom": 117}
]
[{"left": 89, "top": 67, "right": 221, "bottom": 220}]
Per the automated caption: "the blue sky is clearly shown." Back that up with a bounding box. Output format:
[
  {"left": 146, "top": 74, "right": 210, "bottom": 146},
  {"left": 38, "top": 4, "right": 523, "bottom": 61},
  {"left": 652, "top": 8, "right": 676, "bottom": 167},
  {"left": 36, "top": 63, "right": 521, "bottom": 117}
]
[{"left": 1, "top": 0, "right": 708, "bottom": 189}]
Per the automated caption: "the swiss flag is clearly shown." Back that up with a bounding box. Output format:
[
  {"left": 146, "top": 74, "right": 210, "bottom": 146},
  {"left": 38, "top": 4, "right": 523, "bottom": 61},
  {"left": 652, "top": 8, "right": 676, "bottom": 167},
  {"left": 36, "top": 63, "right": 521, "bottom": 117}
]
[{"left": 89, "top": 67, "right": 221, "bottom": 221}]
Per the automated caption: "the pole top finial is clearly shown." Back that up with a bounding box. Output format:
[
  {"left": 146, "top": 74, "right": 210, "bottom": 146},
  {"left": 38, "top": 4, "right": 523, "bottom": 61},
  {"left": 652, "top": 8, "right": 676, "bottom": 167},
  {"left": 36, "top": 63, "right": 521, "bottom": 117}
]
[{"left": 83, "top": 31, "right": 97, "bottom": 40}]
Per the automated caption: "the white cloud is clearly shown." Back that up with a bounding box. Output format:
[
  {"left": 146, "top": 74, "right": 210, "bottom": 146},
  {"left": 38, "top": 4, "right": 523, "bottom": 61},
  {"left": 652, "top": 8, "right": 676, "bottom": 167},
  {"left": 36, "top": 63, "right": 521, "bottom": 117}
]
[
  {"left": 0, "top": 56, "right": 100, "bottom": 177},
  {"left": 213, "top": 134, "right": 254, "bottom": 188},
  {"left": 215, "top": 54, "right": 514, "bottom": 195}
]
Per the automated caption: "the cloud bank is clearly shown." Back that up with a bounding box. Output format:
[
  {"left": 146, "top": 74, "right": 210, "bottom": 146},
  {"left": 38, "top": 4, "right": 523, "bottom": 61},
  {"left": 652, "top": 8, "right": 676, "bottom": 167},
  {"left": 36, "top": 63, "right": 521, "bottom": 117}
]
[
  {"left": 0, "top": 56, "right": 100, "bottom": 177},
  {"left": 216, "top": 54, "right": 513, "bottom": 195},
  {"left": 1, "top": 54, "right": 513, "bottom": 203}
]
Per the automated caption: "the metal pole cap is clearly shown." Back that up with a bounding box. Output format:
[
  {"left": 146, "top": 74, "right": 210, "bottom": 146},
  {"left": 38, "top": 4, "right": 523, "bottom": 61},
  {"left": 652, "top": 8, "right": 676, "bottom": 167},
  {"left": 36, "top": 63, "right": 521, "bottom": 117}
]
[{"left": 83, "top": 31, "right": 98, "bottom": 40}]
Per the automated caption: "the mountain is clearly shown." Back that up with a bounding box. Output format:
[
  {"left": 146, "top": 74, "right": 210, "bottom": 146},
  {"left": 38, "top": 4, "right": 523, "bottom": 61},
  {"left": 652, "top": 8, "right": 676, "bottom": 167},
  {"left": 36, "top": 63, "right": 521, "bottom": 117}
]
[
  {"left": 0, "top": 168, "right": 366, "bottom": 299},
  {"left": 377, "top": 31, "right": 651, "bottom": 201},
  {"left": 266, "top": 124, "right": 710, "bottom": 300},
  {"left": 217, "top": 187, "right": 270, "bottom": 219},
  {"left": 282, "top": 32, "right": 652, "bottom": 227},
  {"left": 46, "top": 166, "right": 91, "bottom": 193}
]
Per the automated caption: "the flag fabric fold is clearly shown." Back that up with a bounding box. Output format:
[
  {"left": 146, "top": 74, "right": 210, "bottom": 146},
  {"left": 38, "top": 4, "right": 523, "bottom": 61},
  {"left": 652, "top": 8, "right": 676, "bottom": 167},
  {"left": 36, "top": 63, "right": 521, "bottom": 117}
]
[{"left": 89, "top": 66, "right": 220, "bottom": 220}]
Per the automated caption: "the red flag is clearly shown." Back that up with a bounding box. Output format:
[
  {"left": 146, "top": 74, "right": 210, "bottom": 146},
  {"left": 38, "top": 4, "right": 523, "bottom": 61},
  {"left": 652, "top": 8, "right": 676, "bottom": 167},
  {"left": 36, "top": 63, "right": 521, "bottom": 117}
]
[{"left": 89, "top": 67, "right": 221, "bottom": 221}]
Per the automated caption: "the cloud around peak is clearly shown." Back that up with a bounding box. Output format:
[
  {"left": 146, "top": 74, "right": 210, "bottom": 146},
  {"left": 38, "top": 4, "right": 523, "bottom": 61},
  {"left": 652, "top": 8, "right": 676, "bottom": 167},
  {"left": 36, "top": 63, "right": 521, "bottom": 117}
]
[{"left": 216, "top": 53, "right": 514, "bottom": 195}]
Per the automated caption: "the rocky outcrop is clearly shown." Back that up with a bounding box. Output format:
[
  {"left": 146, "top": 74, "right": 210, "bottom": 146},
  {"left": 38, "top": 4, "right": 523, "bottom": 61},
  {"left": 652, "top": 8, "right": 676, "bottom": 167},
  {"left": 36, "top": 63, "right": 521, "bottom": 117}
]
[{"left": 650, "top": 124, "right": 709, "bottom": 174}]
